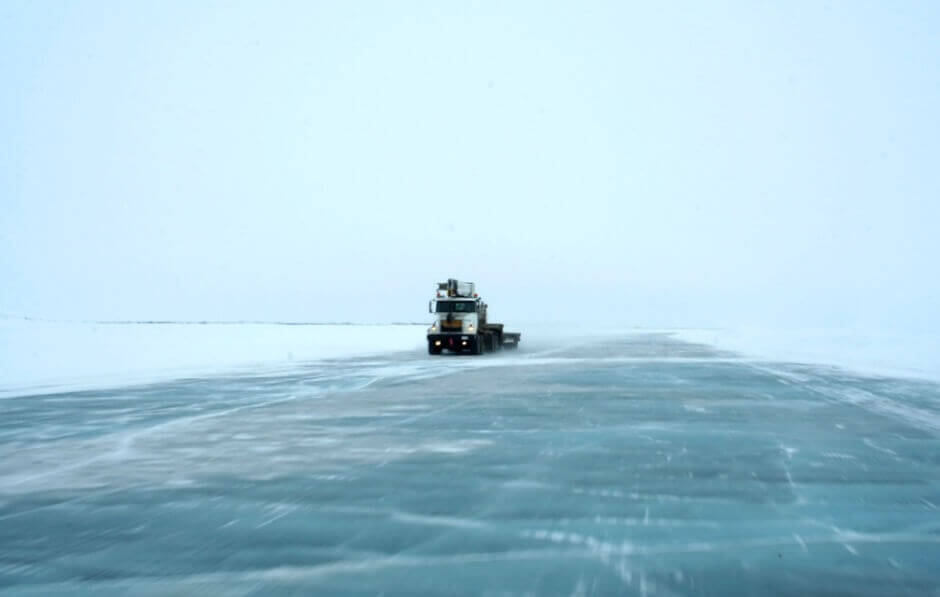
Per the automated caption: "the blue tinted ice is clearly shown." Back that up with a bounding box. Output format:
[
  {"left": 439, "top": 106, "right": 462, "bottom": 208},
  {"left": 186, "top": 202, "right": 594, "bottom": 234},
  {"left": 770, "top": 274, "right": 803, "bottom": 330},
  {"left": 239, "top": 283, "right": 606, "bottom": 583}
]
[{"left": 1, "top": 334, "right": 939, "bottom": 595}]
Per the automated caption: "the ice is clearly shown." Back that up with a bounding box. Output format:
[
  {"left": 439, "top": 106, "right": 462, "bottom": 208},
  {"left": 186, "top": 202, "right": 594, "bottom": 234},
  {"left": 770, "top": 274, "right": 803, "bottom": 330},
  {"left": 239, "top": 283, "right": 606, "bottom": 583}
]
[
  {"left": 675, "top": 327, "right": 940, "bottom": 382},
  {"left": 0, "top": 319, "right": 424, "bottom": 396},
  {"left": 2, "top": 332, "right": 940, "bottom": 593}
]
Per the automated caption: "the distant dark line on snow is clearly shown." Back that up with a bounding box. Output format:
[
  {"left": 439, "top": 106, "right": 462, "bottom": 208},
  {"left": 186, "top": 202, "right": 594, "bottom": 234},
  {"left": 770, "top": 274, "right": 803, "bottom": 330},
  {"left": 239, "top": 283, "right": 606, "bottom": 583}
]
[{"left": 0, "top": 314, "right": 424, "bottom": 326}]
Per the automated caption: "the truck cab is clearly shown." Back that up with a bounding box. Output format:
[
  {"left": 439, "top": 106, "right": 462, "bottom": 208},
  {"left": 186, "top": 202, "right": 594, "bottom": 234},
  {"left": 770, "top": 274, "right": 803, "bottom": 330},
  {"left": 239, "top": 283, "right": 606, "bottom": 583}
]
[{"left": 427, "top": 279, "right": 520, "bottom": 355}]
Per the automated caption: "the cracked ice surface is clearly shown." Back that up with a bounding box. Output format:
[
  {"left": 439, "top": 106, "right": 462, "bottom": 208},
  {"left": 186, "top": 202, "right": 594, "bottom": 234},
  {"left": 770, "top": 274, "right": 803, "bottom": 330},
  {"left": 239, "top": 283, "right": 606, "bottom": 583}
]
[{"left": 1, "top": 334, "right": 939, "bottom": 595}]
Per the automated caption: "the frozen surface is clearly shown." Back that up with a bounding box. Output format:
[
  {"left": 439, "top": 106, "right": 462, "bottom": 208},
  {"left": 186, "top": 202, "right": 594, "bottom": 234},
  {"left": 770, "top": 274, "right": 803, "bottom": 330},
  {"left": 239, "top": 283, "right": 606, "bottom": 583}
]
[
  {"left": 676, "top": 328, "right": 940, "bottom": 383},
  {"left": 2, "top": 333, "right": 940, "bottom": 595},
  {"left": 4, "top": 319, "right": 938, "bottom": 397},
  {"left": 0, "top": 319, "right": 424, "bottom": 396}
]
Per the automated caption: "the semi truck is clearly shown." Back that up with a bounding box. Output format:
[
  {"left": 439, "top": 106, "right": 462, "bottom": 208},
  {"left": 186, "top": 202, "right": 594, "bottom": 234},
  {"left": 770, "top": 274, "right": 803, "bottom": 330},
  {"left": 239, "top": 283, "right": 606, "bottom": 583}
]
[{"left": 427, "top": 279, "right": 521, "bottom": 355}]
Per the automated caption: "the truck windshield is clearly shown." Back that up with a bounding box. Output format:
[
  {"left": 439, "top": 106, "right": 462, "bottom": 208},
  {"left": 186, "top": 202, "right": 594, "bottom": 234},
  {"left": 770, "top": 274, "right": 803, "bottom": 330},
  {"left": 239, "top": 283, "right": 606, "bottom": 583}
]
[{"left": 436, "top": 301, "right": 476, "bottom": 313}]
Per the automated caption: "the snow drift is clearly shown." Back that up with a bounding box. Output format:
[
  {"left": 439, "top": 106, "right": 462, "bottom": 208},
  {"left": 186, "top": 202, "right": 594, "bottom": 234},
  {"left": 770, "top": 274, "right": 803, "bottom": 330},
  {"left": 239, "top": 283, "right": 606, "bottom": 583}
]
[{"left": 0, "top": 319, "right": 425, "bottom": 397}]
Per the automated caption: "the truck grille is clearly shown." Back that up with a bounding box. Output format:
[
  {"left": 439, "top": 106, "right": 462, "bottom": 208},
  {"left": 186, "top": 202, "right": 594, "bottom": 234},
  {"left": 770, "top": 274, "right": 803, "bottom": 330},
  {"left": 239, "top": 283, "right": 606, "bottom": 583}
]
[{"left": 440, "top": 320, "right": 463, "bottom": 331}]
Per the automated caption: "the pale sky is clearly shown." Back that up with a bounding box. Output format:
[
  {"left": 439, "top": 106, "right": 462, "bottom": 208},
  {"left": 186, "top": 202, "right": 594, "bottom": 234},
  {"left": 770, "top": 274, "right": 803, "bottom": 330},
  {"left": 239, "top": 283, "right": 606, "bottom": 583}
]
[{"left": 2, "top": 1, "right": 938, "bottom": 329}]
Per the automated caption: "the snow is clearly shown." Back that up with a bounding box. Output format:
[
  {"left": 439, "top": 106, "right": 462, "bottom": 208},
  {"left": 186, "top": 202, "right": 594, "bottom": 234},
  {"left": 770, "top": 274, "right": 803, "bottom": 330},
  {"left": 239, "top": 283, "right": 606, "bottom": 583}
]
[
  {"left": 0, "top": 319, "right": 424, "bottom": 397},
  {"left": 1, "top": 333, "right": 938, "bottom": 593},
  {"left": 674, "top": 327, "right": 940, "bottom": 382},
  {"left": 3, "top": 320, "right": 937, "bottom": 398}
]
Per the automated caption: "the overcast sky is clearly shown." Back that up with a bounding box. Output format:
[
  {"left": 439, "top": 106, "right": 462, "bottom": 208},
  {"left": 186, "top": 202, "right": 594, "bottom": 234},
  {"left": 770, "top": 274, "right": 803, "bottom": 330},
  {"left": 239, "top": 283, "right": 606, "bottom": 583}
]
[{"left": 2, "top": 1, "right": 938, "bottom": 329}]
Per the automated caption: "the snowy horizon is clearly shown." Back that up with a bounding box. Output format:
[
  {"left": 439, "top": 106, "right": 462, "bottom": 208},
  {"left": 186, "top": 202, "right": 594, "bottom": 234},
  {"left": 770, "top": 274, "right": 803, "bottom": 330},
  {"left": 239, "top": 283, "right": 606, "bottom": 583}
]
[{"left": 2, "top": 2, "right": 940, "bottom": 333}]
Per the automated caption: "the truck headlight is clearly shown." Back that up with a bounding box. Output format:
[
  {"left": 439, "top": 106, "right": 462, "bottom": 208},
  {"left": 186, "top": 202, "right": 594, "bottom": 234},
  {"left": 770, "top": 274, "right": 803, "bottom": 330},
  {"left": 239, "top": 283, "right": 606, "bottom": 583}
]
[{"left": 467, "top": 323, "right": 474, "bottom": 331}]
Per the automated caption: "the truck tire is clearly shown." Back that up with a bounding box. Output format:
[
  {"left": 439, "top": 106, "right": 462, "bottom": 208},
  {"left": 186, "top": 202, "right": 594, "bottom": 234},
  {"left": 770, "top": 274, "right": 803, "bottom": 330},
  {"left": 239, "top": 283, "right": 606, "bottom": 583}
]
[{"left": 472, "top": 335, "right": 483, "bottom": 355}]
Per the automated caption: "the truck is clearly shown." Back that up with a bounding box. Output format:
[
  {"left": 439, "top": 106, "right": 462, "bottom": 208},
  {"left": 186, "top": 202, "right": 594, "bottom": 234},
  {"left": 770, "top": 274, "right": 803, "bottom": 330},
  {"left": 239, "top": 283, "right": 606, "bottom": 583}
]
[{"left": 427, "top": 279, "right": 521, "bottom": 355}]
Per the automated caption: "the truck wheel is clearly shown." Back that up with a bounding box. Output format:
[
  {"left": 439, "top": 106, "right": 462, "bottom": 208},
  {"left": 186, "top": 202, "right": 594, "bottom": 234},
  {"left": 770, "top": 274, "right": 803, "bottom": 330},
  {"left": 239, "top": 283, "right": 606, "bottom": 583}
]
[{"left": 472, "top": 336, "right": 483, "bottom": 355}]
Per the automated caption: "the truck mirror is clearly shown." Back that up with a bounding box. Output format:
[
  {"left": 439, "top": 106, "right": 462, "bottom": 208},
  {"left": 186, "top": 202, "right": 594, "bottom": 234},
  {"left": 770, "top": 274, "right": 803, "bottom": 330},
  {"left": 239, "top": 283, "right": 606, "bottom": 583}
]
[{"left": 429, "top": 300, "right": 434, "bottom": 313}]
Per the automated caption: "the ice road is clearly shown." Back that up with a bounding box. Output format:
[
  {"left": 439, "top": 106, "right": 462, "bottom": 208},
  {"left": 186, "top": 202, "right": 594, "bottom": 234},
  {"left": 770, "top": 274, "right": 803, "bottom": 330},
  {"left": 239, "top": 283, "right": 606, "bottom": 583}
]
[{"left": 1, "top": 333, "right": 939, "bottom": 595}]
